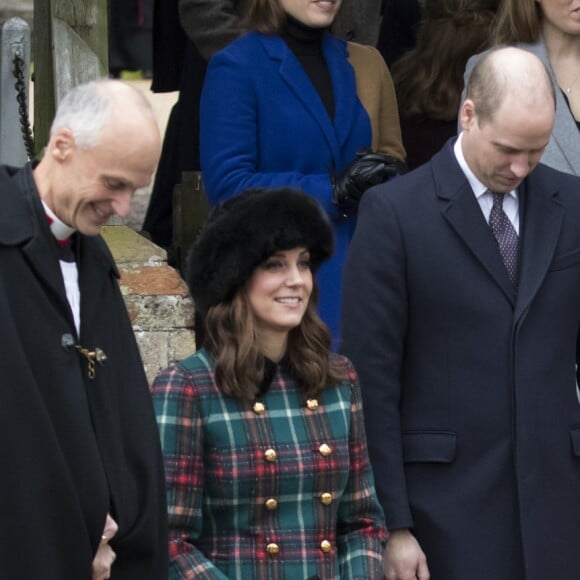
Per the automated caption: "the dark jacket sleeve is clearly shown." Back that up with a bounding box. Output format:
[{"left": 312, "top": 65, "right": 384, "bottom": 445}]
[{"left": 340, "top": 185, "right": 414, "bottom": 530}]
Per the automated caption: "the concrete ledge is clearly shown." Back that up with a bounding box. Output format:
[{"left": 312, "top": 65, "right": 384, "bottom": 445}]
[{"left": 102, "top": 225, "right": 166, "bottom": 266}]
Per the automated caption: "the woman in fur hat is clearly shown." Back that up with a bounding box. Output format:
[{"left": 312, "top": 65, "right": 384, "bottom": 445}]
[
  {"left": 151, "top": 187, "right": 387, "bottom": 579},
  {"left": 198, "top": 0, "right": 407, "bottom": 346}
]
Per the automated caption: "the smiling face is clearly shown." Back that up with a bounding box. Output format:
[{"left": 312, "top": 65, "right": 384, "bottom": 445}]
[
  {"left": 246, "top": 247, "right": 313, "bottom": 345},
  {"left": 278, "top": 0, "right": 342, "bottom": 28},
  {"left": 39, "top": 95, "right": 161, "bottom": 236},
  {"left": 460, "top": 92, "right": 554, "bottom": 193}
]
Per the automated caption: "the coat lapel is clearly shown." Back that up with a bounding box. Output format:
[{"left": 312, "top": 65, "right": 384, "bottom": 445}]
[
  {"left": 78, "top": 236, "right": 120, "bottom": 341},
  {"left": 22, "top": 234, "right": 74, "bottom": 322},
  {"left": 514, "top": 170, "right": 563, "bottom": 322},
  {"left": 0, "top": 167, "right": 76, "bottom": 328},
  {"left": 260, "top": 34, "right": 347, "bottom": 162},
  {"left": 324, "top": 35, "right": 358, "bottom": 150},
  {"left": 434, "top": 144, "right": 516, "bottom": 305}
]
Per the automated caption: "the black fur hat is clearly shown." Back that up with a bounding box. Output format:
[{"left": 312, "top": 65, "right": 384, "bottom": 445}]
[{"left": 186, "top": 187, "right": 334, "bottom": 315}]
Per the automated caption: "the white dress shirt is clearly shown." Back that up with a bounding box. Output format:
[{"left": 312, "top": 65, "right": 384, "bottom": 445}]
[
  {"left": 42, "top": 201, "right": 80, "bottom": 335},
  {"left": 454, "top": 134, "right": 520, "bottom": 234}
]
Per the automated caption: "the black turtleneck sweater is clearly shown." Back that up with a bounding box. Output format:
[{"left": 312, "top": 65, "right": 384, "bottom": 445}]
[{"left": 281, "top": 15, "right": 335, "bottom": 120}]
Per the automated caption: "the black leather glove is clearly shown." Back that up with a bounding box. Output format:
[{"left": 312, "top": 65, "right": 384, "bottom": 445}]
[{"left": 331, "top": 149, "right": 408, "bottom": 211}]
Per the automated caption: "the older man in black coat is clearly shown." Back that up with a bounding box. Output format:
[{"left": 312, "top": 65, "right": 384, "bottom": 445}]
[{"left": 0, "top": 80, "right": 167, "bottom": 579}]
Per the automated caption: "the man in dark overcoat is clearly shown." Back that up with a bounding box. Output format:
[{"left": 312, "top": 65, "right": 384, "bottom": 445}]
[
  {"left": 0, "top": 79, "right": 167, "bottom": 579},
  {"left": 341, "top": 46, "right": 580, "bottom": 580}
]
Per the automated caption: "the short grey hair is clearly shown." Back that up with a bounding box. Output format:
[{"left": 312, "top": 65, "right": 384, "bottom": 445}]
[
  {"left": 49, "top": 79, "right": 153, "bottom": 149},
  {"left": 49, "top": 80, "right": 113, "bottom": 149}
]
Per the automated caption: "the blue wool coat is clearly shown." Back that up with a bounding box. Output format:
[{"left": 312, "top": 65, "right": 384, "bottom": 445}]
[
  {"left": 152, "top": 349, "right": 387, "bottom": 579},
  {"left": 200, "top": 31, "right": 403, "bottom": 342}
]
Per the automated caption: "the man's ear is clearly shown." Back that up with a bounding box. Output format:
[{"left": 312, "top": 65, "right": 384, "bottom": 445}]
[
  {"left": 49, "top": 127, "right": 76, "bottom": 161},
  {"left": 460, "top": 99, "right": 477, "bottom": 133}
]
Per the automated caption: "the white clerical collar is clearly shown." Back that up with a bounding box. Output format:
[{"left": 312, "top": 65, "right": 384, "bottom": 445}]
[{"left": 41, "top": 200, "right": 76, "bottom": 241}]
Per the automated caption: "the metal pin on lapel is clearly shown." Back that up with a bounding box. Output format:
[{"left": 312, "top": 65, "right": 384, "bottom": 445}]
[{"left": 74, "top": 345, "right": 108, "bottom": 380}]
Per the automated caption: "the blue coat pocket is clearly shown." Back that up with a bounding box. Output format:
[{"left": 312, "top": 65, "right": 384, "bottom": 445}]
[{"left": 549, "top": 246, "right": 580, "bottom": 271}]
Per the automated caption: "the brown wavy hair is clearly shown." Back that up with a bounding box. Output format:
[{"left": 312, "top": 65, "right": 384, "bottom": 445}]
[
  {"left": 392, "top": 0, "right": 497, "bottom": 121},
  {"left": 203, "top": 282, "right": 345, "bottom": 400},
  {"left": 491, "top": 0, "right": 541, "bottom": 45}
]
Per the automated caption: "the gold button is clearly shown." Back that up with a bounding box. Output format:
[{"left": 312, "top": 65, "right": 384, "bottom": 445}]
[
  {"left": 264, "top": 448, "right": 277, "bottom": 462},
  {"left": 266, "top": 543, "right": 280, "bottom": 556},
  {"left": 319, "top": 443, "right": 332, "bottom": 456},
  {"left": 306, "top": 399, "right": 319, "bottom": 410},
  {"left": 265, "top": 498, "right": 278, "bottom": 510},
  {"left": 253, "top": 401, "right": 265, "bottom": 414},
  {"left": 320, "top": 540, "right": 332, "bottom": 553},
  {"left": 321, "top": 492, "right": 333, "bottom": 505}
]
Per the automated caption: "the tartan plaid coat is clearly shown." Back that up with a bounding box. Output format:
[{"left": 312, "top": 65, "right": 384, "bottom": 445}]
[{"left": 152, "top": 348, "right": 386, "bottom": 579}]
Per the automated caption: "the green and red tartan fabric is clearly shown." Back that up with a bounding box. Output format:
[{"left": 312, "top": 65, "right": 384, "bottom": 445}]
[{"left": 152, "top": 349, "right": 387, "bottom": 579}]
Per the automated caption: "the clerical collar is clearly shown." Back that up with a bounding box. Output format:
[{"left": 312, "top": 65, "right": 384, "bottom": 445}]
[{"left": 41, "top": 200, "right": 76, "bottom": 241}]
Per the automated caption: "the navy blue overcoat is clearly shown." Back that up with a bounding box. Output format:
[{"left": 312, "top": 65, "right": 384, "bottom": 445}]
[{"left": 342, "top": 142, "right": 580, "bottom": 579}]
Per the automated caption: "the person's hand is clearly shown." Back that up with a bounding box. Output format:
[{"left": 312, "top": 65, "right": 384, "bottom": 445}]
[
  {"left": 331, "top": 149, "right": 408, "bottom": 211},
  {"left": 383, "top": 529, "right": 430, "bottom": 580},
  {"left": 92, "top": 514, "right": 118, "bottom": 580}
]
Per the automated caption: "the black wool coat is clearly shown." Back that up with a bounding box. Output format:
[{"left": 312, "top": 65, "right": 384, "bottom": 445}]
[{"left": 0, "top": 165, "right": 168, "bottom": 579}]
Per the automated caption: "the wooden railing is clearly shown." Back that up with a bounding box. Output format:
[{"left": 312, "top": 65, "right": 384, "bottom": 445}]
[{"left": 33, "top": 0, "right": 107, "bottom": 154}]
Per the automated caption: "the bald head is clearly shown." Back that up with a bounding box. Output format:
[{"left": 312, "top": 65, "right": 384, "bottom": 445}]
[
  {"left": 459, "top": 47, "right": 555, "bottom": 193},
  {"left": 50, "top": 79, "right": 159, "bottom": 150},
  {"left": 465, "top": 47, "right": 556, "bottom": 126}
]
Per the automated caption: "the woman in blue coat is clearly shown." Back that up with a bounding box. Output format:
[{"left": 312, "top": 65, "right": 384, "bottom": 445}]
[{"left": 199, "top": 0, "right": 406, "bottom": 343}]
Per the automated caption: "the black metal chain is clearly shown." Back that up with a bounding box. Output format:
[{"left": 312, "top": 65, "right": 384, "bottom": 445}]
[{"left": 12, "top": 52, "right": 35, "bottom": 160}]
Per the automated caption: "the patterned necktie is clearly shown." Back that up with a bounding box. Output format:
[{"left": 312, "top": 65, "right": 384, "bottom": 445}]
[{"left": 488, "top": 191, "right": 519, "bottom": 286}]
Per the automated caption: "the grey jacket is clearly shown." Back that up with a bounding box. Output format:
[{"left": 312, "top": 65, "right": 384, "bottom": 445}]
[
  {"left": 463, "top": 38, "right": 580, "bottom": 176},
  {"left": 178, "top": 0, "right": 382, "bottom": 60}
]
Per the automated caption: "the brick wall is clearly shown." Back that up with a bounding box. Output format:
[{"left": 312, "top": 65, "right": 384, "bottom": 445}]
[{"left": 102, "top": 225, "right": 196, "bottom": 384}]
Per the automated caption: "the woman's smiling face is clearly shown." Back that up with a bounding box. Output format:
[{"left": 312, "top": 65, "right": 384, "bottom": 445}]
[
  {"left": 278, "top": 0, "right": 342, "bottom": 28},
  {"left": 246, "top": 247, "right": 313, "bottom": 340}
]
